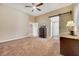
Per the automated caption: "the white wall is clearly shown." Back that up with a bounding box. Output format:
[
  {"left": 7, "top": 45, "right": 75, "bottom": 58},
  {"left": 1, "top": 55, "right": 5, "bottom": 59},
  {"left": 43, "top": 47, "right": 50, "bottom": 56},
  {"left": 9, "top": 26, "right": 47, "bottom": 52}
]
[{"left": 0, "top": 5, "right": 33, "bottom": 42}]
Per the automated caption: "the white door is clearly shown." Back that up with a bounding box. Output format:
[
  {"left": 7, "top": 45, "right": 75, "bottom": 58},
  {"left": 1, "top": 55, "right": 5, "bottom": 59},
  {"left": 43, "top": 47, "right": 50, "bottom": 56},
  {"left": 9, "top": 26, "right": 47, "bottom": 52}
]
[
  {"left": 30, "top": 23, "right": 38, "bottom": 37},
  {"left": 33, "top": 23, "right": 38, "bottom": 37},
  {"left": 50, "top": 16, "right": 59, "bottom": 39}
]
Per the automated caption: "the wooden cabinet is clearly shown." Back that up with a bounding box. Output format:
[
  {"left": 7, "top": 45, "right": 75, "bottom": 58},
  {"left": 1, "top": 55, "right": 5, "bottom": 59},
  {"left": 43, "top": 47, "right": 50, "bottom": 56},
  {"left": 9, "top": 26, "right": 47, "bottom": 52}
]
[{"left": 60, "top": 37, "right": 79, "bottom": 56}]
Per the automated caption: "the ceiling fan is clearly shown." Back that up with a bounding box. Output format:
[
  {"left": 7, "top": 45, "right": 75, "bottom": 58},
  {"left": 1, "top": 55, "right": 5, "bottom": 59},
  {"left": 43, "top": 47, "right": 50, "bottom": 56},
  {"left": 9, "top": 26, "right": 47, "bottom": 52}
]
[{"left": 25, "top": 3, "right": 43, "bottom": 12}]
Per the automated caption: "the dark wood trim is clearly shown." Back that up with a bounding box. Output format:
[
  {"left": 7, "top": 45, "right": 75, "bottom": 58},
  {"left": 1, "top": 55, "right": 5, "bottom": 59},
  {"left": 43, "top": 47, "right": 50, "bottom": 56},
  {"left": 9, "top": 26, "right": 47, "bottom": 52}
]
[{"left": 49, "top": 11, "right": 72, "bottom": 18}]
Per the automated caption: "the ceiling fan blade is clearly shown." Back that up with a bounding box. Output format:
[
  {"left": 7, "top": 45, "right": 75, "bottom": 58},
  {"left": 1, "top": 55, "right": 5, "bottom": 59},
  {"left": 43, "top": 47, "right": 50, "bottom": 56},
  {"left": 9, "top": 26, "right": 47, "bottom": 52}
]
[
  {"left": 32, "top": 3, "right": 35, "bottom": 6},
  {"left": 37, "top": 8, "right": 41, "bottom": 11},
  {"left": 36, "top": 3, "right": 43, "bottom": 7},
  {"left": 25, "top": 6, "right": 32, "bottom": 7},
  {"left": 32, "top": 9, "right": 34, "bottom": 12}
]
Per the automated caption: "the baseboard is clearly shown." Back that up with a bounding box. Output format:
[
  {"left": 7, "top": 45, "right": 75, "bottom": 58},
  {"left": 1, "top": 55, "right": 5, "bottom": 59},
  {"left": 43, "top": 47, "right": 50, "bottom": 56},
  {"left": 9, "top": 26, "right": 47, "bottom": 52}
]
[{"left": 0, "top": 35, "right": 30, "bottom": 43}]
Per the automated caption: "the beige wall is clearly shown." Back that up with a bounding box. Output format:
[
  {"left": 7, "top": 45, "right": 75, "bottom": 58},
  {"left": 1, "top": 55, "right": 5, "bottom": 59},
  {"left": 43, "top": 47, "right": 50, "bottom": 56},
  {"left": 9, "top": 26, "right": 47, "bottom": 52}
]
[
  {"left": 59, "top": 12, "right": 73, "bottom": 35},
  {"left": 35, "top": 5, "right": 73, "bottom": 38},
  {"left": 0, "top": 5, "right": 34, "bottom": 42},
  {"left": 0, "top": 4, "right": 73, "bottom": 42}
]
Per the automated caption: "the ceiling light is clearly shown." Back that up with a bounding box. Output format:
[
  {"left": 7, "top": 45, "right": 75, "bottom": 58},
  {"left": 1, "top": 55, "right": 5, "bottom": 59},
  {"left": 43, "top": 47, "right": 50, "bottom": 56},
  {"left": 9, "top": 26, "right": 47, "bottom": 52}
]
[{"left": 33, "top": 6, "right": 37, "bottom": 10}]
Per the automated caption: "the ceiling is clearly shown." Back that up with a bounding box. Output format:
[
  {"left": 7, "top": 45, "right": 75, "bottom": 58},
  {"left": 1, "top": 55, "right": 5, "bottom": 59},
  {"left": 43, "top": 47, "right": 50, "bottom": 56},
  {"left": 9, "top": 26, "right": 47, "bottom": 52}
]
[{"left": 1, "top": 3, "right": 72, "bottom": 16}]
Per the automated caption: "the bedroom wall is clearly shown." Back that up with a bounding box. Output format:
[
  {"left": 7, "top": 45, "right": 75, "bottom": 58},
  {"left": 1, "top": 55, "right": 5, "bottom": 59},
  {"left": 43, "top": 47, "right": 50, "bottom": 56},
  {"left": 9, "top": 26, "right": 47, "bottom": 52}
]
[
  {"left": 35, "top": 5, "right": 73, "bottom": 38},
  {"left": 0, "top": 5, "right": 34, "bottom": 42}
]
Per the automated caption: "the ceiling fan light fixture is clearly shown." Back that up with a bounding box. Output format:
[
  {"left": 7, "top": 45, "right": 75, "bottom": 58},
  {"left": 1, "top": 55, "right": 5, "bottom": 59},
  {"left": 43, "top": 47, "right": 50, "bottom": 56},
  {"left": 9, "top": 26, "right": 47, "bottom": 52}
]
[
  {"left": 25, "top": 3, "right": 43, "bottom": 12},
  {"left": 33, "top": 6, "right": 37, "bottom": 10}
]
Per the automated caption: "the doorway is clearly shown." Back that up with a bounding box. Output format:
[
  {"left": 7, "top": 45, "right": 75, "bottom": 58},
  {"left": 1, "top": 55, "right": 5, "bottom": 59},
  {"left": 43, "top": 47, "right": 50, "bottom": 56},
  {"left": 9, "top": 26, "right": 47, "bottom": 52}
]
[
  {"left": 30, "top": 23, "right": 38, "bottom": 37},
  {"left": 50, "top": 16, "right": 59, "bottom": 39}
]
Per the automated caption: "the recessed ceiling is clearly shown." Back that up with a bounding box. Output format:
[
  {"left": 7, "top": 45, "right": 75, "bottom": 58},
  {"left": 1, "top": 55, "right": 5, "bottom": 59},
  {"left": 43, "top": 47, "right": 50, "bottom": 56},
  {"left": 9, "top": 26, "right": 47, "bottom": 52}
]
[{"left": 1, "top": 3, "right": 72, "bottom": 16}]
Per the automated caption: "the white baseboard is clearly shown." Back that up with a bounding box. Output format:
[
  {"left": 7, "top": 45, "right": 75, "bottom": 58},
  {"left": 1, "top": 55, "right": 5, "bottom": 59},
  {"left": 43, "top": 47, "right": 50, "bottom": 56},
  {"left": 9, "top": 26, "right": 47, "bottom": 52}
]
[{"left": 0, "top": 35, "right": 30, "bottom": 43}]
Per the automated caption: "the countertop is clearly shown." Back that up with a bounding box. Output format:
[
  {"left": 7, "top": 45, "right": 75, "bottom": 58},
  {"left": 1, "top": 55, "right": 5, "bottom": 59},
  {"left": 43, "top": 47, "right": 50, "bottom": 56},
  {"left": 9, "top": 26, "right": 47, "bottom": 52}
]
[{"left": 60, "top": 33, "right": 79, "bottom": 40}]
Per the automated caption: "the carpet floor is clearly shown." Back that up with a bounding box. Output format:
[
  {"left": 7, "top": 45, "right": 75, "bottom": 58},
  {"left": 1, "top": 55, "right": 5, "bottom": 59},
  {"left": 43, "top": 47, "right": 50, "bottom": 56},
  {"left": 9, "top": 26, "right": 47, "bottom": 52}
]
[{"left": 0, "top": 37, "right": 60, "bottom": 56}]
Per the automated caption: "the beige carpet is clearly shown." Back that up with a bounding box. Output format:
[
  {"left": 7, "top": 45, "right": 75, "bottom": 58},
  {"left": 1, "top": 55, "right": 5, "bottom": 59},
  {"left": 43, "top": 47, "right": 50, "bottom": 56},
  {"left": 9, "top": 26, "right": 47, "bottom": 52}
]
[{"left": 0, "top": 37, "right": 60, "bottom": 56}]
